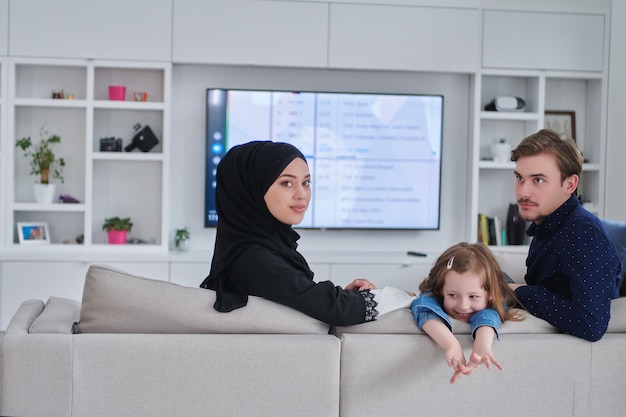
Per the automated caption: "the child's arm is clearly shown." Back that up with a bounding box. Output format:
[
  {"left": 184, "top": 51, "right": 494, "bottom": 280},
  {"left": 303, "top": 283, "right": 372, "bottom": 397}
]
[
  {"left": 466, "top": 326, "right": 503, "bottom": 372},
  {"left": 422, "top": 319, "right": 466, "bottom": 384},
  {"left": 462, "top": 307, "right": 505, "bottom": 377}
]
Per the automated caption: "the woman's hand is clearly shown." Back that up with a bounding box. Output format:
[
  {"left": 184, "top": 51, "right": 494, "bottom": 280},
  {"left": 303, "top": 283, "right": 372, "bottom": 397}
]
[{"left": 345, "top": 278, "right": 376, "bottom": 291}]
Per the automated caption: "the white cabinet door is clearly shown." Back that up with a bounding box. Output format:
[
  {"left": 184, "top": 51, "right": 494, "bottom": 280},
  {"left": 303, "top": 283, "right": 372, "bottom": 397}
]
[
  {"left": 172, "top": 0, "right": 328, "bottom": 68},
  {"left": 329, "top": 4, "right": 480, "bottom": 73},
  {"left": 169, "top": 262, "right": 330, "bottom": 288},
  {"left": 330, "top": 263, "right": 429, "bottom": 294},
  {"left": 483, "top": 10, "right": 605, "bottom": 71},
  {"left": 169, "top": 262, "right": 210, "bottom": 288},
  {"left": 9, "top": 0, "right": 171, "bottom": 61},
  {"left": 0, "top": 260, "right": 168, "bottom": 330},
  {"left": 1, "top": 261, "right": 88, "bottom": 330},
  {"left": 0, "top": 0, "right": 7, "bottom": 56}
]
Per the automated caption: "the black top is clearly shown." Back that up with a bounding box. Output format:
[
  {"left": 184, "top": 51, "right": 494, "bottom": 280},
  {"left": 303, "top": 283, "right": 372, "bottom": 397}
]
[{"left": 200, "top": 141, "right": 371, "bottom": 325}]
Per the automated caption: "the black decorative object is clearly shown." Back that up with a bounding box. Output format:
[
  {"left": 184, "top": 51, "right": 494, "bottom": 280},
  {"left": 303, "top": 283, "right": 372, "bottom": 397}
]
[
  {"left": 125, "top": 123, "right": 159, "bottom": 152},
  {"left": 100, "top": 137, "right": 123, "bottom": 152},
  {"left": 506, "top": 203, "right": 526, "bottom": 245}
]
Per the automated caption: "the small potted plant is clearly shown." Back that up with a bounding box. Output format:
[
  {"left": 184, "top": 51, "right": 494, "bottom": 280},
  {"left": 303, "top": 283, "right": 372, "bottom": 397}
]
[
  {"left": 15, "top": 125, "right": 66, "bottom": 204},
  {"left": 102, "top": 217, "right": 133, "bottom": 244},
  {"left": 174, "top": 227, "right": 191, "bottom": 251}
]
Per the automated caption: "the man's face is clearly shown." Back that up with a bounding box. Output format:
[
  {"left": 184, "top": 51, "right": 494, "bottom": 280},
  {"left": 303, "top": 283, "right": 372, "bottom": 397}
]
[{"left": 513, "top": 152, "right": 578, "bottom": 224}]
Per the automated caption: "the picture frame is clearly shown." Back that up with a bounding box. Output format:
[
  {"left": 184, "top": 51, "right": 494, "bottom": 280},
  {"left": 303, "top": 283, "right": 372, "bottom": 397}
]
[
  {"left": 545, "top": 110, "right": 576, "bottom": 141},
  {"left": 17, "top": 222, "right": 51, "bottom": 244}
]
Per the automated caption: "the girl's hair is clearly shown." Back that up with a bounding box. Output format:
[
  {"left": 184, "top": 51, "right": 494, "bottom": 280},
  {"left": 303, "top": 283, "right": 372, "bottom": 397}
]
[{"left": 419, "top": 242, "right": 524, "bottom": 322}]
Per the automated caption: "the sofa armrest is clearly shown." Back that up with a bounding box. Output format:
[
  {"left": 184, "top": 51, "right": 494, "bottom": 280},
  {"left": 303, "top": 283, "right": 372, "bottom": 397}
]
[
  {"left": 5, "top": 299, "right": 44, "bottom": 335},
  {"left": 29, "top": 297, "right": 81, "bottom": 334}
]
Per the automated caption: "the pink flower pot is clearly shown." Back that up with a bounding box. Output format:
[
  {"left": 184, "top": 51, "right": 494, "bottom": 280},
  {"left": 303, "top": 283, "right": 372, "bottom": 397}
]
[
  {"left": 107, "top": 230, "right": 127, "bottom": 244},
  {"left": 108, "top": 85, "right": 126, "bottom": 101}
]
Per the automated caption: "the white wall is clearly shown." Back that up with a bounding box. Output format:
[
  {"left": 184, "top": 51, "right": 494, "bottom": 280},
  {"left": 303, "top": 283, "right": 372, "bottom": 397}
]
[
  {"left": 605, "top": 0, "right": 626, "bottom": 222},
  {"left": 170, "top": 65, "right": 471, "bottom": 255}
]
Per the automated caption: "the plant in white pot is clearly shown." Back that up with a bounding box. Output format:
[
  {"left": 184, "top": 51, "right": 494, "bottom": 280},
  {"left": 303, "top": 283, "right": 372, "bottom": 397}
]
[
  {"left": 173, "top": 227, "right": 191, "bottom": 251},
  {"left": 15, "top": 125, "right": 66, "bottom": 204},
  {"left": 102, "top": 217, "right": 133, "bottom": 244}
]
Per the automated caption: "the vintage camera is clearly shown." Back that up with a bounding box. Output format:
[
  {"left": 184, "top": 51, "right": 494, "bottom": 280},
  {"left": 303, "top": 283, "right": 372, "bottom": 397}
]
[
  {"left": 125, "top": 123, "right": 159, "bottom": 152},
  {"left": 100, "top": 137, "right": 123, "bottom": 152}
]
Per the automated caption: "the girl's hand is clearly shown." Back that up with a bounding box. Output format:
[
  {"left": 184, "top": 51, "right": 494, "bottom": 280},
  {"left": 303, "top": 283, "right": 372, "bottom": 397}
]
[
  {"left": 462, "top": 350, "right": 503, "bottom": 376},
  {"left": 444, "top": 346, "right": 467, "bottom": 384},
  {"left": 345, "top": 278, "right": 376, "bottom": 291},
  {"left": 452, "top": 326, "right": 502, "bottom": 382},
  {"left": 463, "top": 334, "right": 504, "bottom": 375}
]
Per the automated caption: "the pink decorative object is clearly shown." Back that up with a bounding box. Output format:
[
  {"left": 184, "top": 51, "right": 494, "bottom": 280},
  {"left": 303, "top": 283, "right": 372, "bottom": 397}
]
[
  {"left": 107, "top": 230, "right": 127, "bottom": 244},
  {"left": 108, "top": 85, "right": 126, "bottom": 101}
]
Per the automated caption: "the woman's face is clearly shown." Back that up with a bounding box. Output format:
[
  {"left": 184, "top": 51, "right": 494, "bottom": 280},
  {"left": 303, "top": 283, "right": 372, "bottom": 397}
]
[{"left": 264, "top": 157, "right": 311, "bottom": 225}]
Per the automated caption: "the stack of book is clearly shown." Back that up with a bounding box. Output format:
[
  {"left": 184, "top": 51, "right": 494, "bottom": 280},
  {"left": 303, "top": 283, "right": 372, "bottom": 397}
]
[{"left": 477, "top": 213, "right": 506, "bottom": 246}]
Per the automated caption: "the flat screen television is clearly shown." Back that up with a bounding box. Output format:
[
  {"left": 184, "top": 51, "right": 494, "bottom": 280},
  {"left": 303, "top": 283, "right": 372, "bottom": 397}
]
[{"left": 205, "top": 88, "right": 444, "bottom": 230}]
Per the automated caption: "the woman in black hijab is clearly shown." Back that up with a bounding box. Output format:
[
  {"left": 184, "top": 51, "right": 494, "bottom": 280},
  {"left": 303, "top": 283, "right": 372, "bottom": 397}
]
[{"left": 200, "top": 140, "right": 413, "bottom": 326}]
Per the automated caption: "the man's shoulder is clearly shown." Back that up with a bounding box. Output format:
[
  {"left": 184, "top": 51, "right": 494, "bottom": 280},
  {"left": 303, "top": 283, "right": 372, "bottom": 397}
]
[{"left": 562, "top": 203, "right": 602, "bottom": 232}]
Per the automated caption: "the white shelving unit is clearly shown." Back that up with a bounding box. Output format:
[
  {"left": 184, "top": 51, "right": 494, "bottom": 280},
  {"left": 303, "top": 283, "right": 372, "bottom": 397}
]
[
  {"left": 0, "top": 58, "right": 7, "bottom": 251},
  {"left": 5, "top": 58, "right": 170, "bottom": 251},
  {"left": 470, "top": 69, "right": 606, "bottom": 243}
]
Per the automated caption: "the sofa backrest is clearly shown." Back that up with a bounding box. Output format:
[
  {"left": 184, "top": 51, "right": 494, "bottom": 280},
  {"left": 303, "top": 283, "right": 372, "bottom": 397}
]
[{"left": 76, "top": 264, "right": 331, "bottom": 334}]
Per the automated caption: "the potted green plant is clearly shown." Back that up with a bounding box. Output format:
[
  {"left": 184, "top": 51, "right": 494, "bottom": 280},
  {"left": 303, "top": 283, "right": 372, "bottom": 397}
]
[
  {"left": 102, "top": 217, "right": 133, "bottom": 244},
  {"left": 174, "top": 227, "right": 191, "bottom": 251},
  {"left": 15, "top": 125, "right": 66, "bottom": 204}
]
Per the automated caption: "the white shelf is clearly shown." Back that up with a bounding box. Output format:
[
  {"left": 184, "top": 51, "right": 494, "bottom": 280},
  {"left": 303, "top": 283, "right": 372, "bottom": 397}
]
[
  {"left": 6, "top": 58, "right": 171, "bottom": 249},
  {"left": 14, "top": 98, "right": 87, "bottom": 108},
  {"left": 12, "top": 202, "right": 86, "bottom": 212},
  {"left": 478, "top": 161, "right": 602, "bottom": 171},
  {"left": 93, "top": 100, "right": 165, "bottom": 111},
  {"left": 92, "top": 152, "right": 164, "bottom": 161},
  {"left": 480, "top": 111, "right": 540, "bottom": 121},
  {"left": 471, "top": 69, "right": 607, "bottom": 241}
]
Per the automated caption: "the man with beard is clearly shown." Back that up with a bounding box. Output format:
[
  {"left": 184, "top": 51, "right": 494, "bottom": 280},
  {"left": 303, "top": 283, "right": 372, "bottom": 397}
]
[{"left": 508, "top": 129, "right": 622, "bottom": 341}]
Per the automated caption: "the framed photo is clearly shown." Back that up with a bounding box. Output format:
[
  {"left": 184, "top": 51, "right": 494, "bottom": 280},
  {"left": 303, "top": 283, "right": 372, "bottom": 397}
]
[
  {"left": 17, "top": 222, "right": 51, "bottom": 244},
  {"left": 545, "top": 110, "right": 576, "bottom": 141}
]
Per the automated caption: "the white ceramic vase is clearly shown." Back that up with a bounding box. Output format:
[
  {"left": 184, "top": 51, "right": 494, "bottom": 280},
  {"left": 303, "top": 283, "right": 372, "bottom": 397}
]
[
  {"left": 33, "top": 183, "right": 56, "bottom": 204},
  {"left": 490, "top": 140, "right": 512, "bottom": 162},
  {"left": 176, "top": 239, "right": 190, "bottom": 252}
]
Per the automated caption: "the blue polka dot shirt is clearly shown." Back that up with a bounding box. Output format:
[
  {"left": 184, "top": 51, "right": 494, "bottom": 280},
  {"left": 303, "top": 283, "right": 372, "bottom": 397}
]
[{"left": 514, "top": 195, "right": 622, "bottom": 342}]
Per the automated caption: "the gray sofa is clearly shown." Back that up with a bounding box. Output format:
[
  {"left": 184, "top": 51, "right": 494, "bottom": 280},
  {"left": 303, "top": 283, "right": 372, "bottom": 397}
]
[{"left": 2, "top": 247, "right": 625, "bottom": 417}]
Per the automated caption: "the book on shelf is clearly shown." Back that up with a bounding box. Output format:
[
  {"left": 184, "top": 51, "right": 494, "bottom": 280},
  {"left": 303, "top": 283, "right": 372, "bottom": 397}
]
[{"left": 478, "top": 213, "right": 503, "bottom": 246}]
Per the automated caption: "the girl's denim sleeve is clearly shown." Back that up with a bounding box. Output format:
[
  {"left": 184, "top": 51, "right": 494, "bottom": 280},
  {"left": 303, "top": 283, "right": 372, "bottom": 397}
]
[
  {"left": 468, "top": 309, "right": 501, "bottom": 339},
  {"left": 411, "top": 292, "right": 452, "bottom": 331},
  {"left": 412, "top": 293, "right": 502, "bottom": 339}
]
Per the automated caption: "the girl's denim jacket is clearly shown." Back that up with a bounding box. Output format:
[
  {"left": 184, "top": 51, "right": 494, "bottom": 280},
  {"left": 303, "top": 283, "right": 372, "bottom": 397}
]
[{"left": 411, "top": 291, "right": 501, "bottom": 338}]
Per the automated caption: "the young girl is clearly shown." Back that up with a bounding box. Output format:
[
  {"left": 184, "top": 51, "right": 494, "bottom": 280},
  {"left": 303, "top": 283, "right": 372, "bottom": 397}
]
[
  {"left": 411, "top": 242, "right": 523, "bottom": 384},
  {"left": 200, "top": 140, "right": 413, "bottom": 325}
]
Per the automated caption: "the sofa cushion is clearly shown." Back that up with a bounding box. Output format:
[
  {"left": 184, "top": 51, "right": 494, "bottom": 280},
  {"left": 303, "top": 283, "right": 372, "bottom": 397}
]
[
  {"left": 5, "top": 299, "right": 45, "bottom": 335},
  {"left": 334, "top": 298, "right": 626, "bottom": 337},
  {"left": 601, "top": 218, "right": 626, "bottom": 294},
  {"left": 607, "top": 297, "right": 626, "bottom": 332},
  {"left": 488, "top": 246, "right": 528, "bottom": 284},
  {"left": 29, "top": 296, "right": 81, "bottom": 334},
  {"left": 332, "top": 307, "right": 561, "bottom": 336},
  {"left": 76, "top": 264, "right": 330, "bottom": 334}
]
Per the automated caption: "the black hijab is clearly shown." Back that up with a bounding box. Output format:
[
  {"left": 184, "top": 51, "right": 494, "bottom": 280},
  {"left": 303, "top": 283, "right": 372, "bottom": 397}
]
[{"left": 200, "top": 141, "right": 314, "bottom": 311}]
